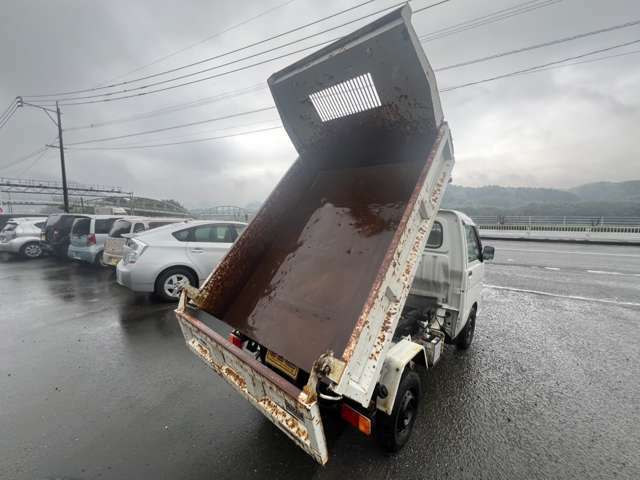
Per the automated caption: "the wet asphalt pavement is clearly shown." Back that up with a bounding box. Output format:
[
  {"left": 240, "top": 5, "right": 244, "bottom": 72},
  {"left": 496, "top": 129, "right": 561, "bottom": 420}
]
[{"left": 1, "top": 240, "right": 639, "bottom": 479}]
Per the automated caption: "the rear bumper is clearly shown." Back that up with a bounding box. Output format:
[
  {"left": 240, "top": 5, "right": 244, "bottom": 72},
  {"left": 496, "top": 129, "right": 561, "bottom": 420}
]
[
  {"left": 0, "top": 240, "right": 21, "bottom": 254},
  {"left": 103, "top": 251, "right": 122, "bottom": 267},
  {"left": 68, "top": 245, "right": 99, "bottom": 263},
  {"left": 116, "top": 263, "right": 154, "bottom": 293},
  {"left": 176, "top": 301, "right": 328, "bottom": 464}
]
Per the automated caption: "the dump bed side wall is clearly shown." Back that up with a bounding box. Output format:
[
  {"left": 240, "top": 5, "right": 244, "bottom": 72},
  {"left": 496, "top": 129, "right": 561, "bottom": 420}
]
[
  {"left": 334, "top": 125, "right": 454, "bottom": 405},
  {"left": 193, "top": 159, "right": 316, "bottom": 316}
]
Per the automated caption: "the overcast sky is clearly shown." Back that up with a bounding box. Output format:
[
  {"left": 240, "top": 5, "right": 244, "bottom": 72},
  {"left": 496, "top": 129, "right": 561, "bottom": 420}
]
[{"left": 1, "top": 0, "right": 639, "bottom": 209}]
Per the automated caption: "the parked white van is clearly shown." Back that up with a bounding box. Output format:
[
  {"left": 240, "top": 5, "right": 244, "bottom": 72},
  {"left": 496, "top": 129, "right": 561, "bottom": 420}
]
[{"left": 67, "top": 215, "right": 123, "bottom": 265}]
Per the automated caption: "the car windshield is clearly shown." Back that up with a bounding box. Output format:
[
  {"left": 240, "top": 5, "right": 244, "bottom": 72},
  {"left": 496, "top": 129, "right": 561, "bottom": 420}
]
[
  {"left": 95, "top": 218, "right": 117, "bottom": 234},
  {"left": 109, "top": 219, "right": 132, "bottom": 238},
  {"left": 71, "top": 218, "right": 91, "bottom": 235},
  {"left": 47, "top": 214, "right": 83, "bottom": 230}
]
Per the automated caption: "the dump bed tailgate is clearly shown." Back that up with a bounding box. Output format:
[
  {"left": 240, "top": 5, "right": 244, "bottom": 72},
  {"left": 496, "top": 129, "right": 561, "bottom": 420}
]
[{"left": 177, "top": 304, "right": 328, "bottom": 464}]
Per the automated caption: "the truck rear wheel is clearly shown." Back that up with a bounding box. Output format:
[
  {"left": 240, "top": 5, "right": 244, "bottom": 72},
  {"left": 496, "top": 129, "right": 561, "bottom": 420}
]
[
  {"left": 455, "top": 308, "right": 476, "bottom": 350},
  {"left": 376, "top": 370, "right": 421, "bottom": 452}
]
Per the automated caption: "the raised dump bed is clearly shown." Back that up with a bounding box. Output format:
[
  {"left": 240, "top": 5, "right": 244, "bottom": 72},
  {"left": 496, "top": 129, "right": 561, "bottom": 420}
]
[{"left": 177, "top": 4, "right": 455, "bottom": 463}]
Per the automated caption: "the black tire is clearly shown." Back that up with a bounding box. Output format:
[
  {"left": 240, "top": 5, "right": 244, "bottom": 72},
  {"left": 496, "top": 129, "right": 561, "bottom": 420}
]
[
  {"left": 20, "top": 241, "right": 43, "bottom": 259},
  {"left": 154, "top": 267, "right": 197, "bottom": 302},
  {"left": 455, "top": 308, "right": 476, "bottom": 350},
  {"left": 376, "top": 369, "right": 421, "bottom": 452}
]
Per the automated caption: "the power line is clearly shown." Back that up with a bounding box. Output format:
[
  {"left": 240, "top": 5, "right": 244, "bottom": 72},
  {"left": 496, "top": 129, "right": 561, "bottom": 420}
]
[
  {"left": 62, "top": 29, "right": 640, "bottom": 142},
  {"left": 64, "top": 83, "right": 266, "bottom": 131},
  {"left": 102, "top": 0, "right": 300, "bottom": 84},
  {"left": 24, "top": 0, "right": 383, "bottom": 98},
  {"left": 62, "top": 125, "right": 284, "bottom": 150},
  {"left": 440, "top": 38, "right": 640, "bottom": 92},
  {"left": 435, "top": 18, "right": 640, "bottom": 71},
  {"left": 526, "top": 47, "right": 640, "bottom": 72},
  {"left": 0, "top": 102, "right": 19, "bottom": 130},
  {"left": 0, "top": 99, "right": 17, "bottom": 123},
  {"left": 14, "top": 148, "right": 51, "bottom": 177},
  {"left": 420, "top": 0, "right": 562, "bottom": 42},
  {"left": 40, "top": 0, "right": 562, "bottom": 127},
  {"left": 28, "top": 0, "right": 443, "bottom": 105},
  {"left": 64, "top": 41, "right": 640, "bottom": 152},
  {"left": 66, "top": 106, "right": 276, "bottom": 146},
  {"left": 0, "top": 146, "right": 47, "bottom": 170}
]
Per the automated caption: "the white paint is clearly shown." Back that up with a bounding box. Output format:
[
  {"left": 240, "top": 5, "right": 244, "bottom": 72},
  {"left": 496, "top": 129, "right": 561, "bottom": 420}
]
[
  {"left": 484, "top": 284, "right": 640, "bottom": 308},
  {"left": 496, "top": 247, "right": 640, "bottom": 258},
  {"left": 544, "top": 267, "right": 560, "bottom": 271},
  {"left": 587, "top": 270, "right": 640, "bottom": 277}
]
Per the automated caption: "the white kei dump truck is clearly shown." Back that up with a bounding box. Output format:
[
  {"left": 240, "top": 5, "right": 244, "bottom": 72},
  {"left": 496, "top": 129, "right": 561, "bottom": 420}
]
[{"left": 176, "top": 5, "right": 495, "bottom": 464}]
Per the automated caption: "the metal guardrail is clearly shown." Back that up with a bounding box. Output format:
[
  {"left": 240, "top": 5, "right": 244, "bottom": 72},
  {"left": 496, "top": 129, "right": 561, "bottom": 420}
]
[
  {"left": 478, "top": 224, "right": 640, "bottom": 233},
  {"left": 478, "top": 224, "right": 640, "bottom": 244},
  {"left": 472, "top": 215, "right": 640, "bottom": 226}
]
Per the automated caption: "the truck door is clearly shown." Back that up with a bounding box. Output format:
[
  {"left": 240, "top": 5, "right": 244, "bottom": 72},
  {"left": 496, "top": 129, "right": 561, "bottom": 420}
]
[
  {"left": 460, "top": 222, "right": 483, "bottom": 334},
  {"left": 186, "top": 224, "right": 238, "bottom": 280}
]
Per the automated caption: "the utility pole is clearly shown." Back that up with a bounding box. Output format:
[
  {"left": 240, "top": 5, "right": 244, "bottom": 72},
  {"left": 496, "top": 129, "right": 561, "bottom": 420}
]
[
  {"left": 16, "top": 96, "right": 70, "bottom": 213},
  {"left": 55, "top": 101, "right": 69, "bottom": 213}
]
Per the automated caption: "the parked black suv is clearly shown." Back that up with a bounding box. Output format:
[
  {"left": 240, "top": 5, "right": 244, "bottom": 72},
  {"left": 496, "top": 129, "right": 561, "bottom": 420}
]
[{"left": 41, "top": 214, "right": 90, "bottom": 257}]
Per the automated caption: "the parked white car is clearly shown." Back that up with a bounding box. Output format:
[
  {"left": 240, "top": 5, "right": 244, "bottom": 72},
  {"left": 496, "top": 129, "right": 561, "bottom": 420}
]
[
  {"left": 103, "top": 216, "right": 188, "bottom": 267},
  {"left": 0, "top": 217, "right": 47, "bottom": 258},
  {"left": 116, "top": 220, "right": 247, "bottom": 301},
  {"left": 67, "top": 215, "right": 123, "bottom": 265}
]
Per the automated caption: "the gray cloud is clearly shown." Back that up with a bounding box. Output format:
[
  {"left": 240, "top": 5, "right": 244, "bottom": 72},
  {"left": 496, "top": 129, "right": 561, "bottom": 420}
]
[{"left": 1, "top": 0, "right": 639, "bottom": 211}]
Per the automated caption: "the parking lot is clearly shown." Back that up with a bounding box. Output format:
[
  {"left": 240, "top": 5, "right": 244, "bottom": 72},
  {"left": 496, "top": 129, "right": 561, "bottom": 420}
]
[{"left": 1, "top": 239, "right": 639, "bottom": 480}]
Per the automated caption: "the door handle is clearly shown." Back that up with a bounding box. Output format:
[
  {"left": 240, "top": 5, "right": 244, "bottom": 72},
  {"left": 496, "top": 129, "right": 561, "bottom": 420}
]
[
  {"left": 468, "top": 271, "right": 473, "bottom": 276},
  {"left": 191, "top": 248, "right": 204, "bottom": 253}
]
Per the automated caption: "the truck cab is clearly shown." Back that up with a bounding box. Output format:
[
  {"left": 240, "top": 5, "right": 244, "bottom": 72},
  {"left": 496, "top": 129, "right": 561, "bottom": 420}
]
[{"left": 410, "top": 209, "right": 495, "bottom": 347}]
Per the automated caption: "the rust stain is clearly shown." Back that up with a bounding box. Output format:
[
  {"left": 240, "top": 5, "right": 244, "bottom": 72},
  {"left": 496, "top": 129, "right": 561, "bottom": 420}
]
[
  {"left": 342, "top": 126, "right": 447, "bottom": 362},
  {"left": 258, "top": 398, "right": 310, "bottom": 443},
  {"left": 221, "top": 366, "right": 247, "bottom": 392}
]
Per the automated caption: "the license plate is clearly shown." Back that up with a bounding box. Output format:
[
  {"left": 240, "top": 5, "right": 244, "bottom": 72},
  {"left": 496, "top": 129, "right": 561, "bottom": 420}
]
[{"left": 265, "top": 350, "right": 299, "bottom": 380}]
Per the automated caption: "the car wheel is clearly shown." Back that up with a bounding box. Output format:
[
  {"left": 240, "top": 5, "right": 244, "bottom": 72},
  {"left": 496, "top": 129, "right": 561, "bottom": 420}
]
[
  {"left": 20, "top": 242, "right": 43, "bottom": 259},
  {"left": 155, "top": 267, "right": 196, "bottom": 302},
  {"left": 455, "top": 308, "right": 476, "bottom": 350},
  {"left": 376, "top": 370, "right": 421, "bottom": 452}
]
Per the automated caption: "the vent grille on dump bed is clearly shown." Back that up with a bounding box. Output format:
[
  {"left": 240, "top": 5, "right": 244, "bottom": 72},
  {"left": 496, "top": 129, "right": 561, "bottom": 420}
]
[{"left": 309, "top": 73, "right": 381, "bottom": 122}]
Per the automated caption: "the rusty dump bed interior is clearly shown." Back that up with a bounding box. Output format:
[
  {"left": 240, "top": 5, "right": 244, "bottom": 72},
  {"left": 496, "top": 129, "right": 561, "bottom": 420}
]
[{"left": 192, "top": 6, "right": 444, "bottom": 372}]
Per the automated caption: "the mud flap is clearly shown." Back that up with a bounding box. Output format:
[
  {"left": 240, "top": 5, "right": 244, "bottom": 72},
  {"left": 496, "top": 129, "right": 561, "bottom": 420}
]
[{"left": 176, "top": 307, "right": 328, "bottom": 465}]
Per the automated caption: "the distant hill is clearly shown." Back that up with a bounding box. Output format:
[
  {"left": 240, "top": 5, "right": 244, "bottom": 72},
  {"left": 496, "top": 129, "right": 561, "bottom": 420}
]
[
  {"left": 568, "top": 181, "right": 640, "bottom": 203},
  {"left": 441, "top": 181, "right": 640, "bottom": 217}
]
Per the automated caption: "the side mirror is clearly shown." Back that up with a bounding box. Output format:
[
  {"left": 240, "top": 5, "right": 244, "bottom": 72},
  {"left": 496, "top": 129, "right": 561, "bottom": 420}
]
[{"left": 482, "top": 245, "right": 495, "bottom": 261}]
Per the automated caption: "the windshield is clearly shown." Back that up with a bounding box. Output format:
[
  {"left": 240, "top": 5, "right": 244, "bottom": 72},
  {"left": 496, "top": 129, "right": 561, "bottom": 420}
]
[
  {"left": 1, "top": 223, "right": 18, "bottom": 232},
  {"left": 46, "top": 214, "right": 85, "bottom": 230},
  {"left": 95, "top": 218, "right": 117, "bottom": 234},
  {"left": 109, "top": 219, "right": 132, "bottom": 237},
  {"left": 71, "top": 218, "right": 91, "bottom": 235}
]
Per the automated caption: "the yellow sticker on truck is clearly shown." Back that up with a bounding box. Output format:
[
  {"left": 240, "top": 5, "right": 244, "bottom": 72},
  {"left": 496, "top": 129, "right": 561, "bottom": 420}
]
[{"left": 265, "top": 350, "right": 299, "bottom": 380}]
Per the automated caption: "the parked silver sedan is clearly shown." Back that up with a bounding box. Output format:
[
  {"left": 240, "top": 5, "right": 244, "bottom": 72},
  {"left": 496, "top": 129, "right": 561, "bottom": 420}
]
[
  {"left": 116, "top": 220, "right": 246, "bottom": 301},
  {"left": 0, "top": 217, "right": 47, "bottom": 258}
]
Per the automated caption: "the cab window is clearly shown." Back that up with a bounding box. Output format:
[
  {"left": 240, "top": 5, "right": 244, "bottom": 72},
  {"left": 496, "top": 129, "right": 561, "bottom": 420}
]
[
  {"left": 133, "top": 223, "right": 146, "bottom": 233},
  {"left": 425, "top": 221, "right": 443, "bottom": 249},
  {"left": 464, "top": 224, "right": 482, "bottom": 263}
]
